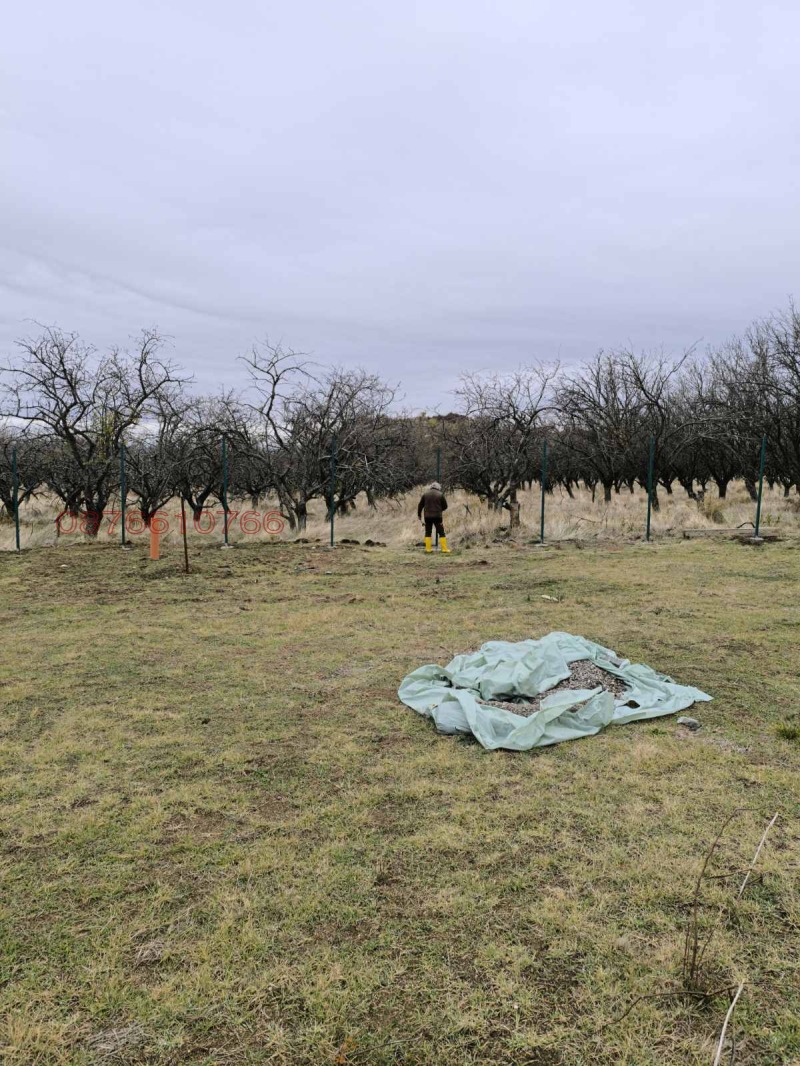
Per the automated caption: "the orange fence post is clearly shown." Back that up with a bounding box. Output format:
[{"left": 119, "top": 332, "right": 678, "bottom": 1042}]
[{"left": 149, "top": 523, "right": 160, "bottom": 560}]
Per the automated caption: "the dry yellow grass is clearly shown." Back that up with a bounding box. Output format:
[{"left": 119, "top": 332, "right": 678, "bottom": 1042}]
[{"left": 2, "top": 481, "right": 798, "bottom": 553}]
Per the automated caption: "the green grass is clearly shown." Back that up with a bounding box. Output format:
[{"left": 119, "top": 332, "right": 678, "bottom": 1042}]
[{"left": 1, "top": 537, "right": 799, "bottom": 1065}]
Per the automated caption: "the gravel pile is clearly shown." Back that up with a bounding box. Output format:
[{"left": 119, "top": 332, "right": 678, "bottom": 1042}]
[{"left": 480, "top": 659, "right": 629, "bottom": 717}]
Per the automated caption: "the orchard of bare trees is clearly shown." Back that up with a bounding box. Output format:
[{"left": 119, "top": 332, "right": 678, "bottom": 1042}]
[{"left": 2, "top": 302, "right": 800, "bottom": 536}]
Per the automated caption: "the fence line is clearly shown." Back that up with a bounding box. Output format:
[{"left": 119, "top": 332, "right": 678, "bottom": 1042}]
[
  {"left": 645, "top": 434, "right": 656, "bottom": 542},
  {"left": 539, "top": 440, "right": 548, "bottom": 544},
  {"left": 329, "top": 434, "right": 337, "bottom": 547},
  {"left": 1, "top": 434, "right": 785, "bottom": 552},
  {"left": 754, "top": 434, "right": 767, "bottom": 538},
  {"left": 119, "top": 443, "right": 127, "bottom": 548},
  {"left": 221, "top": 436, "right": 230, "bottom": 547},
  {"left": 11, "top": 445, "right": 20, "bottom": 552}
]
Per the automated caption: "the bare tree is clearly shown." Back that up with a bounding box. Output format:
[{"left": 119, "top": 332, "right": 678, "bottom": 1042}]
[
  {"left": 172, "top": 394, "right": 248, "bottom": 521},
  {"left": 0, "top": 327, "right": 187, "bottom": 535},
  {"left": 0, "top": 427, "right": 42, "bottom": 517},
  {"left": 245, "top": 341, "right": 399, "bottom": 530},
  {"left": 122, "top": 399, "right": 185, "bottom": 527},
  {"left": 556, "top": 352, "right": 643, "bottom": 503},
  {"left": 756, "top": 305, "right": 800, "bottom": 493},
  {"left": 616, "top": 347, "right": 698, "bottom": 510},
  {"left": 450, "top": 366, "right": 557, "bottom": 525}
]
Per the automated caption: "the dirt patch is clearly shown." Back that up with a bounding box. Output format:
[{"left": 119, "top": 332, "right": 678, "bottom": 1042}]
[{"left": 480, "top": 659, "right": 629, "bottom": 716}]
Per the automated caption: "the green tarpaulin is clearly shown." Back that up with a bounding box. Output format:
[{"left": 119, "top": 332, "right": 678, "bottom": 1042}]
[{"left": 398, "top": 631, "right": 711, "bottom": 751}]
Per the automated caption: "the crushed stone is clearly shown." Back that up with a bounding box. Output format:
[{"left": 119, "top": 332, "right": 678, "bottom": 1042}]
[{"left": 480, "top": 659, "right": 629, "bottom": 717}]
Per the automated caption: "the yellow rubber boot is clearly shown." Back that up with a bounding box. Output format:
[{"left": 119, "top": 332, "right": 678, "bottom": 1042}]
[
  {"left": 424, "top": 537, "right": 432, "bottom": 553},
  {"left": 440, "top": 536, "right": 451, "bottom": 553}
]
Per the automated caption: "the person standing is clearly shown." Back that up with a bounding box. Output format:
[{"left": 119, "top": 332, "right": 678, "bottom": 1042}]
[{"left": 417, "top": 481, "right": 450, "bottom": 553}]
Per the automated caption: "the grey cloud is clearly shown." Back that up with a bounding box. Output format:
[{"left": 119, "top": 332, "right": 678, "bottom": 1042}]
[{"left": 3, "top": 0, "right": 800, "bottom": 408}]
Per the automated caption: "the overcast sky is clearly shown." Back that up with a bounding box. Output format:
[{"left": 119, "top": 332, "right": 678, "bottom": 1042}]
[{"left": 3, "top": 1, "right": 799, "bottom": 409}]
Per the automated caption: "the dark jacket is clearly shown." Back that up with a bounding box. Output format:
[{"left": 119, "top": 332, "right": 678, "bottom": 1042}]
[{"left": 418, "top": 488, "right": 448, "bottom": 519}]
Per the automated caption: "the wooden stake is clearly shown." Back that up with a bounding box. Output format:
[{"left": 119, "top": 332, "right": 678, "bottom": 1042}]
[
  {"left": 712, "top": 982, "right": 745, "bottom": 1066},
  {"left": 737, "top": 811, "right": 779, "bottom": 900},
  {"left": 181, "top": 498, "right": 190, "bottom": 573}
]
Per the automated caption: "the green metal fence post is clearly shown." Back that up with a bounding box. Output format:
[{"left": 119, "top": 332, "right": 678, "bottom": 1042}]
[
  {"left": 329, "top": 434, "right": 338, "bottom": 547},
  {"left": 11, "top": 445, "right": 21, "bottom": 552},
  {"left": 119, "top": 442, "right": 127, "bottom": 546},
  {"left": 754, "top": 434, "right": 767, "bottom": 538},
  {"left": 434, "top": 446, "right": 442, "bottom": 547},
  {"left": 221, "top": 437, "right": 230, "bottom": 546},
  {"left": 539, "top": 439, "right": 548, "bottom": 544},
  {"left": 645, "top": 434, "right": 655, "bottom": 542}
]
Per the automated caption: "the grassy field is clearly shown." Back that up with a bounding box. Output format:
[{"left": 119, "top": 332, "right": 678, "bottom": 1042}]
[{"left": 1, "top": 536, "right": 798, "bottom": 1065}]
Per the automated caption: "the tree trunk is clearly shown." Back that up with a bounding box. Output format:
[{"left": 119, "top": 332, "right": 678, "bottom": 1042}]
[
  {"left": 603, "top": 481, "right": 613, "bottom": 503},
  {"left": 508, "top": 488, "right": 520, "bottom": 528},
  {"left": 187, "top": 489, "right": 213, "bottom": 521},
  {"left": 82, "top": 504, "right": 105, "bottom": 537},
  {"left": 55, "top": 506, "right": 79, "bottom": 538},
  {"left": 140, "top": 502, "right": 158, "bottom": 528}
]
